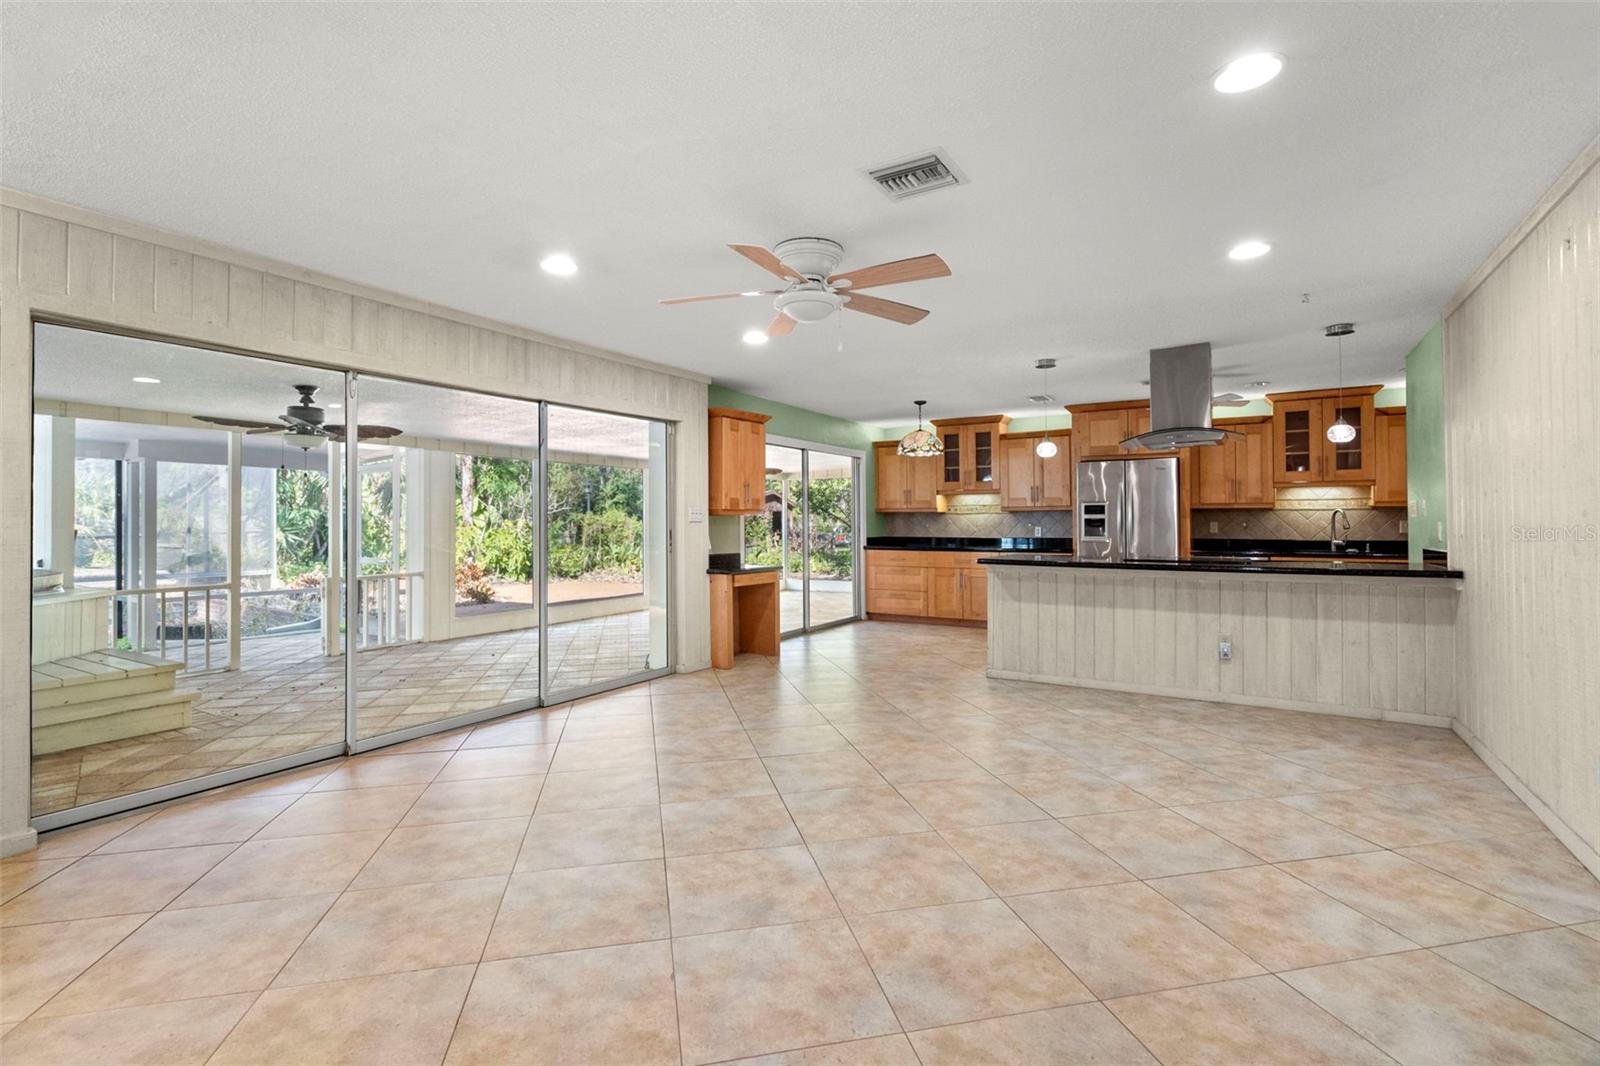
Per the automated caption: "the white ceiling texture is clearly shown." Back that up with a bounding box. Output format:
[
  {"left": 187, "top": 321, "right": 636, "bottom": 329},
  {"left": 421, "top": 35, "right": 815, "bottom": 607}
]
[{"left": 3, "top": 3, "right": 1596, "bottom": 425}]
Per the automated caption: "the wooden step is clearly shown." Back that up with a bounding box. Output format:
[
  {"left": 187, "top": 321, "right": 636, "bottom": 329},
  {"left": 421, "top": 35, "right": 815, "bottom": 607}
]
[
  {"left": 32, "top": 688, "right": 200, "bottom": 755},
  {"left": 31, "top": 651, "right": 185, "bottom": 711}
]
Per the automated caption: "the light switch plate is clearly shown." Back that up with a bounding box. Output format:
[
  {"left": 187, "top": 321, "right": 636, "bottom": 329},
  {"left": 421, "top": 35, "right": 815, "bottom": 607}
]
[
  {"left": 1218, "top": 638, "right": 1233, "bottom": 662},
  {"left": 688, "top": 508, "right": 705, "bottom": 524}
]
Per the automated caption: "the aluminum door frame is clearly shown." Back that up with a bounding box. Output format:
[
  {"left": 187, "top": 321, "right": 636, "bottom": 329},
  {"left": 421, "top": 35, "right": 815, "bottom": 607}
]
[{"left": 765, "top": 434, "right": 866, "bottom": 636}]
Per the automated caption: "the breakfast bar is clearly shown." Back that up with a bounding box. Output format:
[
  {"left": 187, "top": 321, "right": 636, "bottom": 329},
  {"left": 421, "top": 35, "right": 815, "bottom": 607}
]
[{"left": 980, "top": 554, "right": 1464, "bottom": 726}]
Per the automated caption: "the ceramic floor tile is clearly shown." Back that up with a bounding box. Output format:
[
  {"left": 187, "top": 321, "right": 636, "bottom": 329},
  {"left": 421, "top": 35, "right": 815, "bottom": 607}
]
[
  {"left": 1276, "top": 789, "right": 1473, "bottom": 848},
  {"left": 446, "top": 941, "right": 679, "bottom": 1066},
  {"left": 849, "top": 898, "right": 1092, "bottom": 1029},
  {"left": 746, "top": 725, "right": 851, "bottom": 757},
  {"left": 309, "top": 751, "right": 452, "bottom": 791},
  {"left": 400, "top": 774, "right": 543, "bottom": 826},
  {"left": 1571, "top": 921, "right": 1600, "bottom": 941},
  {"left": 657, "top": 757, "right": 776, "bottom": 804},
  {"left": 720, "top": 1033, "right": 920, "bottom": 1065},
  {"left": 210, "top": 965, "right": 474, "bottom": 1066},
  {"left": 1282, "top": 949, "right": 1600, "bottom": 1065},
  {"left": 0, "top": 860, "right": 72, "bottom": 904},
  {"left": 853, "top": 742, "right": 991, "bottom": 786},
  {"left": 434, "top": 743, "right": 557, "bottom": 781},
  {"left": 274, "top": 876, "right": 504, "bottom": 986},
  {"left": 535, "top": 766, "right": 659, "bottom": 813},
  {"left": 0, "top": 845, "right": 233, "bottom": 927},
  {"left": 92, "top": 794, "right": 296, "bottom": 853},
  {"left": 254, "top": 783, "right": 425, "bottom": 839},
  {"left": 1278, "top": 850, "right": 1553, "bottom": 946},
  {"left": 1063, "top": 808, "right": 1262, "bottom": 878},
  {"left": 763, "top": 750, "right": 888, "bottom": 794},
  {"left": 1000, "top": 767, "right": 1160, "bottom": 817},
  {"left": 170, "top": 830, "right": 387, "bottom": 907},
  {"left": 0, "top": 914, "right": 147, "bottom": 1023},
  {"left": 1103, "top": 762, "right": 1262, "bottom": 805},
  {"left": 1397, "top": 831, "right": 1600, "bottom": 924},
  {"left": 672, "top": 919, "right": 899, "bottom": 1065},
  {"left": 1434, "top": 927, "right": 1600, "bottom": 1039},
  {"left": 460, "top": 714, "right": 565, "bottom": 749},
  {"left": 0, "top": 994, "right": 256, "bottom": 1066},
  {"left": 655, "top": 729, "right": 760, "bottom": 765},
  {"left": 1008, "top": 881, "right": 1265, "bottom": 998},
  {"left": 895, "top": 779, "right": 1047, "bottom": 829},
  {"left": 1192, "top": 753, "right": 1359, "bottom": 796},
  {"left": 1107, "top": 974, "right": 1393, "bottom": 1065},
  {"left": 908, "top": 1002, "right": 1156, "bottom": 1066},
  {"left": 517, "top": 804, "right": 663, "bottom": 871},
  {"left": 5, "top": 814, "right": 153, "bottom": 863},
  {"left": 810, "top": 831, "right": 993, "bottom": 915},
  {"left": 1149, "top": 864, "right": 1417, "bottom": 970},
  {"left": 1171, "top": 797, "right": 1380, "bottom": 862},
  {"left": 38, "top": 895, "right": 334, "bottom": 1017},
  {"left": 940, "top": 818, "right": 1132, "bottom": 896},
  {"left": 559, "top": 715, "right": 655, "bottom": 741},
  {"left": 661, "top": 795, "right": 802, "bottom": 856},
  {"left": 351, "top": 817, "right": 527, "bottom": 889},
  {"left": 549, "top": 736, "right": 660, "bottom": 772},
  {"left": 485, "top": 860, "right": 669, "bottom": 958},
  {"left": 782, "top": 786, "right": 931, "bottom": 844},
  {"left": 667, "top": 844, "right": 839, "bottom": 935}
]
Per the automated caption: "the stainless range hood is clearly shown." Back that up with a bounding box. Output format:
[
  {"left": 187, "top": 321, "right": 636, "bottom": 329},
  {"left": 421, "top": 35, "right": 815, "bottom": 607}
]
[{"left": 1121, "top": 341, "right": 1240, "bottom": 450}]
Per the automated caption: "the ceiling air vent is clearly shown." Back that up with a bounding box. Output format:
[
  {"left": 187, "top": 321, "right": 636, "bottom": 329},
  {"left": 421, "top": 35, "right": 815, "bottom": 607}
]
[
  {"left": 866, "top": 150, "right": 965, "bottom": 201},
  {"left": 1028, "top": 394, "right": 1055, "bottom": 404}
]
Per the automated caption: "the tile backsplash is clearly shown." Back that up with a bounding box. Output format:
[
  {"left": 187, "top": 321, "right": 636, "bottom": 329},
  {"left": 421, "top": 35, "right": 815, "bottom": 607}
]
[
  {"left": 1194, "top": 506, "right": 1406, "bottom": 541},
  {"left": 883, "top": 509, "right": 1073, "bottom": 539}
]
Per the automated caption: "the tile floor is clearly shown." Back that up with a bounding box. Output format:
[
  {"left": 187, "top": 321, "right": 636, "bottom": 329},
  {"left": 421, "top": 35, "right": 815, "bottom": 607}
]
[
  {"left": 4, "top": 619, "right": 1598, "bottom": 1065},
  {"left": 31, "top": 611, "right": 654, "bottom": 816}
]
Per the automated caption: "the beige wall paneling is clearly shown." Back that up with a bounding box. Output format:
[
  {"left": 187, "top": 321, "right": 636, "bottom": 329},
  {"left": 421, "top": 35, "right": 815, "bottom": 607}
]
[
  {"left": 1442, "top": 141, "right": 1599, "bottom": 875},
  {"left": 986, "top": 565, "right": 1460, "bottom": 729},
  {"left": 0, "top": 189, "right": 712, "bottom": 856}
]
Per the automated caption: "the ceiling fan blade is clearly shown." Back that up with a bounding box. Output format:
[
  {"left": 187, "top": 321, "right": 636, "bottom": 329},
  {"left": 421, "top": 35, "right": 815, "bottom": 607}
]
[
  {"left": 323, "top": 424, "right": 402, "bottom": 441},
  {"left": 729, "top": 244, "right": 803, "bottom": 282},
  {"left": 193, "top": 415, "right": 280, "bottom": 430},
  {"left": 842, "top": 292, "right": 929, "bottom": 325},
  {"left": 828, "top": 253, "right": 950, "bottom": 291},
  {"left": 659, "top": 289, "right": 782, "bottom": 306},
  {"left": 765, "top": 313, "right": 796, "bottom": 338},
  {"left": 1212, "top": 393, "right": 1251, "bottom": 407},
  {"left": 245, "top": 426, "right": 286, "bottom": 435}
]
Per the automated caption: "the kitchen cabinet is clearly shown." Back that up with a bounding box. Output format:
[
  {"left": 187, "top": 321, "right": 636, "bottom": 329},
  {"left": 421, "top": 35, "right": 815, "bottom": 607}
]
[
  {"left": 873, "top": 441, "right": 945, "bottom": 513},
  {"left": 998, "top": 431, "right": 1073, "bottom": 510},
  {"left": 1193, "top": 417, "right": 1274, "bottom": 508},
  {"left": 866, "top": 550, "right": 987, "bottom": 623},
  {"left": 1068, "top": 405, "right": 1137, "bottom": 458},
  {"left": 708, "top": 407, "right": 771, "bottom": 514},
  {"left": 1372, "top": 407, "right": 1407, "bottom": 506},
  {"left": 1268, "top": 387, "right": 1380, "bottom": 485},
  {"left": 931, "top": 415, "right": 1009, "bottom": 493}
]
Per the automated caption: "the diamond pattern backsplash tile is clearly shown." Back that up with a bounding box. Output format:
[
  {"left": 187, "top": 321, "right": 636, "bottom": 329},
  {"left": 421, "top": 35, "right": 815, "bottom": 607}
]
[
  {"left": 883, "top": 510, "right": 1073, "bottom": 538},
  {"left": 1194, "top": 506, "right": 1406, "bottom": 541}
]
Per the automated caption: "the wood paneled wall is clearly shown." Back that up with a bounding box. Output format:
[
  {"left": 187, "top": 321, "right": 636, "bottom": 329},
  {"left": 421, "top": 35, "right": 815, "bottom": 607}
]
[
  {"left": 986, "top": 565, "right": 1460, "bottom": 726},
  {"left": 0, "top": 189, "right": 711, "bottom": 855},
  {"left": 1442, "top": 143, "right": 1599, "bottom": 871}
]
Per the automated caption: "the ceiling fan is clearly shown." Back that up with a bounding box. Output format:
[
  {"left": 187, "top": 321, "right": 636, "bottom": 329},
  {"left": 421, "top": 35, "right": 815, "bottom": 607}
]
[
  {"left": 193, "top": 384, "right": 403, "bottom": 449},
  {"left": 660, "top": 238, "right": 950, "bottom": 338}
]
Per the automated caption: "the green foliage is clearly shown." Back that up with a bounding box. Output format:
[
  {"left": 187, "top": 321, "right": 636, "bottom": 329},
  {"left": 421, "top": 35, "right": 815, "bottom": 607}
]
[{"left": 274, "top": 469, "right": 329, "bottom": 581}]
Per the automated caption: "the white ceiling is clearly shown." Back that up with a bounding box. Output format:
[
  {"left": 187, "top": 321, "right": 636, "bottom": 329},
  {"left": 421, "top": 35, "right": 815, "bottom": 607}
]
[{"left": 3, "top": 3, "right": 1596, "bottom": 425}]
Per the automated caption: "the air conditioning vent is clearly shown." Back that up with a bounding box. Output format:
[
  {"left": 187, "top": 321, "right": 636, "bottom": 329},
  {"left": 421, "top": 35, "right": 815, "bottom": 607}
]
[
  {"left": 1028, "top": 394, "right": 1055, "bottom": 404},
  {"left": 866, "top": 151, "right": 965, "bottom": 201}
]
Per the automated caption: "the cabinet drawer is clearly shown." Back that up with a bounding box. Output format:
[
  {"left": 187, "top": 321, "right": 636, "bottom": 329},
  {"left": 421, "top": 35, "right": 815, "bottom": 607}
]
[
  {"left": 867, "top": 588, "right": 926, "bottom": 616},
  {"left": 869, "top": 566, "right": 926, "bottom": 591}
]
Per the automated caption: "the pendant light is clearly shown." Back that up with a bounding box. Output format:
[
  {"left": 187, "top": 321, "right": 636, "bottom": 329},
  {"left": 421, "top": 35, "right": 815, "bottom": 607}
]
[
  {"left": 1033, "top": 358, "right": 1060, "bottom": 458},
  {"left": 1325, "top": 323, "right": 1356, "bottom": 444},
  {"left": 897, "top": 400, "right": 943, "bottom": 457}
]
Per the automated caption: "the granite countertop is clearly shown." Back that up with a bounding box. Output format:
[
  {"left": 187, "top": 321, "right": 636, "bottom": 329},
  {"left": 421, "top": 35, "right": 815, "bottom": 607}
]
[
  {"left": 1190, "top": 538, "right": 1409, "bottom": 559},
  {"left": 978, "top": 554, "right": 1463, "bottom": 579},
  {"left": 706, "top": 553, "right": 780, "bottom": 576},
  {"left": 867, "top": 536, "right": 1073, "bottom": 553}
]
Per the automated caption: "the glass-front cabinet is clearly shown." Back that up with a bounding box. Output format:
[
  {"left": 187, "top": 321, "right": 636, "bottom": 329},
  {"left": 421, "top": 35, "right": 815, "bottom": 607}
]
[
  {"left": 930, "top": 415, "right": 1010, "bottom": 493},
  {"left": 1268, "top": 389, "right": 1378, "bottom": 485}
]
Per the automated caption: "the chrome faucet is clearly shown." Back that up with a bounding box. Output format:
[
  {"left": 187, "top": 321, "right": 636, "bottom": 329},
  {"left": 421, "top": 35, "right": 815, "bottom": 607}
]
[{"left": 1330, "top": 509, "right": 1351, "bottom": 553}]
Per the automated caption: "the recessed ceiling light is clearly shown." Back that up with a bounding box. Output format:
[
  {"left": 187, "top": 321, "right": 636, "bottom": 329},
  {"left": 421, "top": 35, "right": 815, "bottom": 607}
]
[
  {"left": 539, "top": 252, "right": 578, "bottom": 277},
  {"left": 1213, "top": 52, "right": 1284, "bottom": 94},
  {"left": 1228, "top": 240, "right": 1272, "bottom": 261},
  {"left": 328, "top": 402, "right": 342, "bottom": 409},
  {"left": 132, "top": 376, "right": 160, "bottom": 384},
  {"left": 742, "top": 330, "right": 769, "bottom": 347}
]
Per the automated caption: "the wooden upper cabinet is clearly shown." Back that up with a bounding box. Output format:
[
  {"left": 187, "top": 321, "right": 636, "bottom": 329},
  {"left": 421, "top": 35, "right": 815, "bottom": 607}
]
[
  {"left": 1069, "top": 407, "right": 1133, "bottom": 458},
  {"left": 999, "top": 432, "right": 1073, "bottom": 510},
  {"left": 708, "top": 407, "right": 771, "bottom": 515},
  {"left": 873, "top": 441, "right": 943, "bottom": 513},
  {"left": 1193, "top": 417, "right": 1273, "bottom": 508},
  {"left": 1267, "top": 387, "right": 1380, "bottom": 485},
  {"left": 930, "top": 416, "right": 1009, "bottom": 493},
  {"left": 1372, "top": 408, "right": 1407, "bottom": 506}
]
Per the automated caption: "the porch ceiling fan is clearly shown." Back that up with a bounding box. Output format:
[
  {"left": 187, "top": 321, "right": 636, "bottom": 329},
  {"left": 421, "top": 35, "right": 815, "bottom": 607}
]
[
  {"left": 193, "top": 384, "right": 403, "bottom": 449},
  {"left": 659, "top": 238, "right": 951, "bottom": 338}
]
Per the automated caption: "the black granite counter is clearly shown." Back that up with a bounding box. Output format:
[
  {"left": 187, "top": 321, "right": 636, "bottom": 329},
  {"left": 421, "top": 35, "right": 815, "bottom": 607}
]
[
  {"left": 706, "top": 553, "right": 780, "bottom": 576},
  {"left": 1190, "top": 538, "right": 1408, "bottom": 559},
  {"left": 867, "top": 536, "right": 1072, "bottom": 553},
  {"left": 978, "top": 553, "right": 1462, "bottom": 579}
]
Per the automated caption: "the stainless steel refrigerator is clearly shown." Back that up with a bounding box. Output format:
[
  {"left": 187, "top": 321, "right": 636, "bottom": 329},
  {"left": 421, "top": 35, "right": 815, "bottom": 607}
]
[{"left": 1075, "top": 457, "right": 1181, "bottom": 561}]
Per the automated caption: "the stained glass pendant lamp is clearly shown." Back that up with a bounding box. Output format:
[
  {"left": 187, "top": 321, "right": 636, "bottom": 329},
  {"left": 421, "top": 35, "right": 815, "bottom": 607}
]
[
  {"left": 1325, "top": 323, "right": 1357, "bottom": 444},
  {"left": 897, "top": 400, "right": 943, "bottom": 457}
]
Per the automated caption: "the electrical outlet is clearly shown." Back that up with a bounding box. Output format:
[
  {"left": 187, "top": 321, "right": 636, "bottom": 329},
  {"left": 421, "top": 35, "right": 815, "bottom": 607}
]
[
  {"left": 1399, "top": 520, "right": 1408, "bottom": 534},
  {"left": 1436, "top": 520, "right": 1444, "bottom": 541},
  {"left": 1218, "top": 638, "right": 1233, "bottom": 662},
  {"left": 1408, "top": 499, "right": 1419, "bottom": 518},
  {"left": 1032, "top": 525, "right": 1043, "bottom": 537},
  {"left": 1209, "top": 521, "right": 1219, "bottom": 533}
]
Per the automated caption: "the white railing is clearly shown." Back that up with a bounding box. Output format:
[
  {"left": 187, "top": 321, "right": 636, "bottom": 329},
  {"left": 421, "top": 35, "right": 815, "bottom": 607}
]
[
  {"left": 356, "top": 570, "right": 423, "bottom": 649},
  {"left": 112, "top": 582, "right": 230, "bottom": 673}
]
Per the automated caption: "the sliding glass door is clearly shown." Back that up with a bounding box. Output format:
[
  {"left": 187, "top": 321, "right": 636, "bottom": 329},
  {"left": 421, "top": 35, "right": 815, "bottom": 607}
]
[
  {"left": 28, "top": 322, "right": 675, "bottom": 829},
  {"left": 745, "top": 438, "right": 863, "bottom": 635}
]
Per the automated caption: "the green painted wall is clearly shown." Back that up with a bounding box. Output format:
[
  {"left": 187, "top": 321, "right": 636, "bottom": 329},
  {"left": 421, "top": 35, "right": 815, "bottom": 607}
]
[
  {"left": 706, "top": 385, "right": 891, "bottom": 553},
  {"left": 1403, "top": 322, "right": 1447, "bottom": 563}
]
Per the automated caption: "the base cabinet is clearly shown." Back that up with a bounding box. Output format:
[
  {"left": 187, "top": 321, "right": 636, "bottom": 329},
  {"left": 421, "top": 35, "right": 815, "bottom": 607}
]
[{"left": 867, "top": 550, "right": 987, "bottom": 623}]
